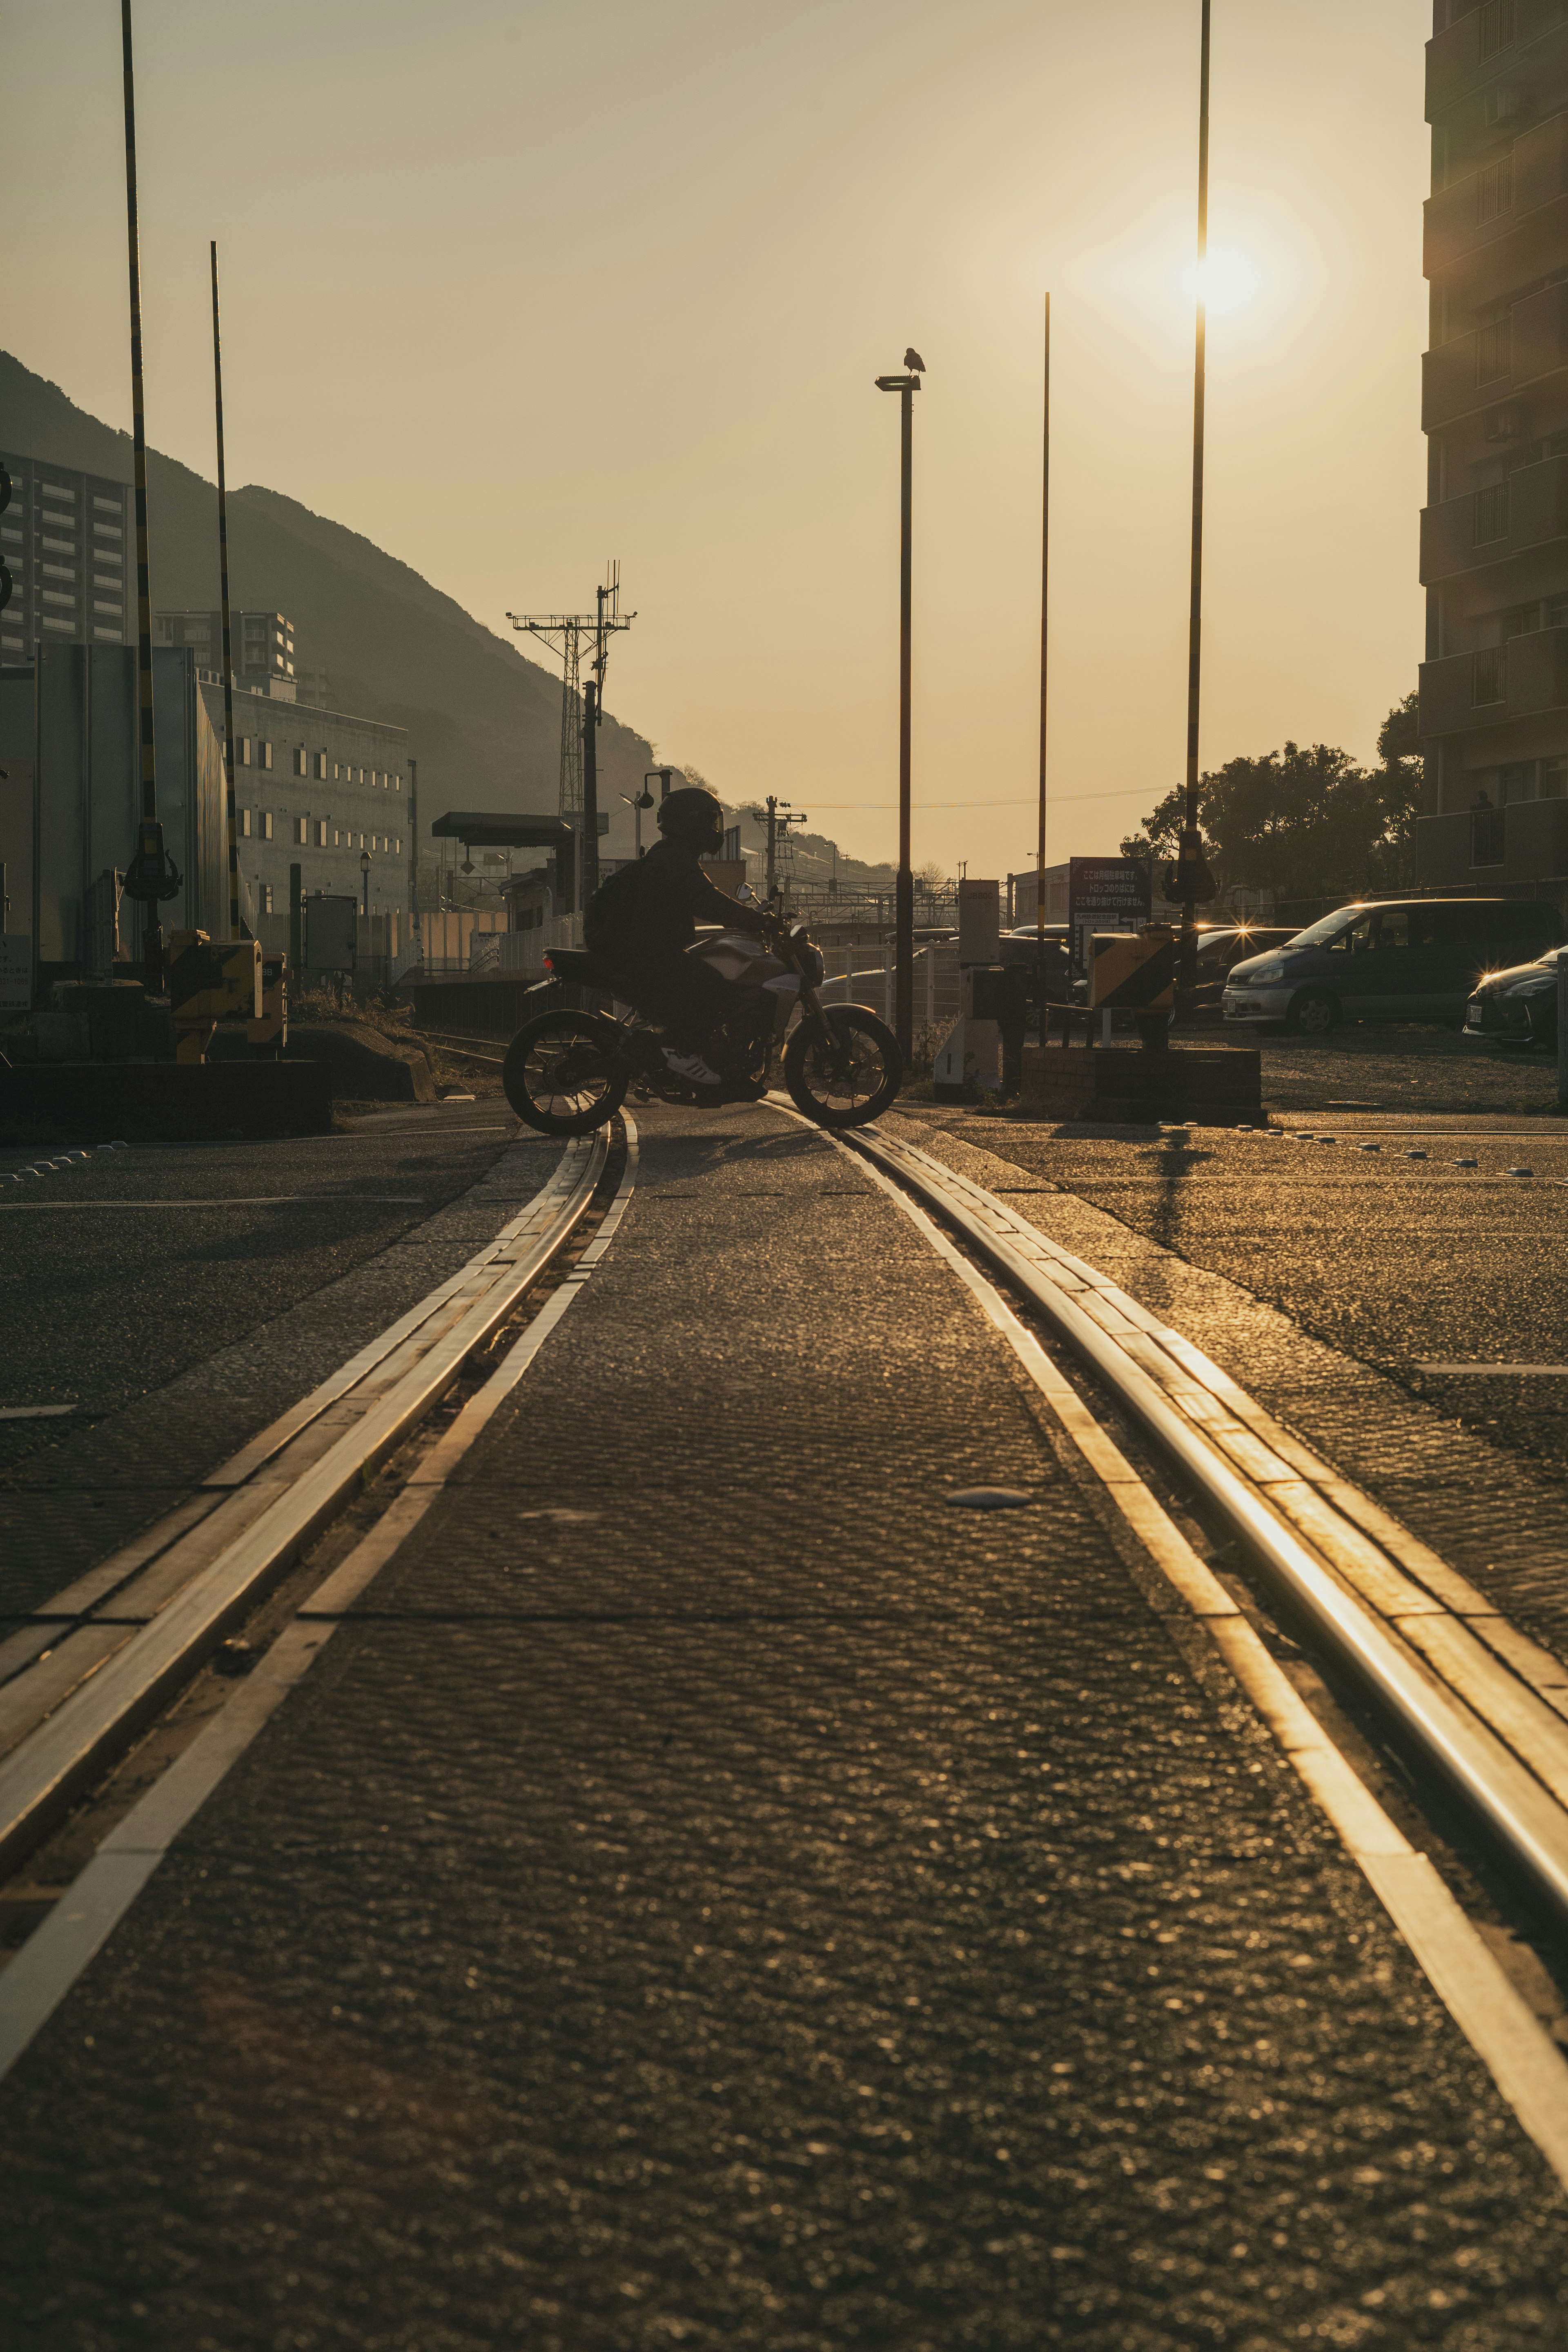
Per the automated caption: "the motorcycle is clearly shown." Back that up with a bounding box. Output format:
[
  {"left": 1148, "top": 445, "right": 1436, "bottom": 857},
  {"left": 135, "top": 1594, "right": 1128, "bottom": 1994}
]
[{"left": 501, "top": 909, "right": 903, "bottom": 1136}]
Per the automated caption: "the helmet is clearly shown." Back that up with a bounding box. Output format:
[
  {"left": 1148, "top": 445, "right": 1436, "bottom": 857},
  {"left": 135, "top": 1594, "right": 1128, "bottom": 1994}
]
[{"left": 656, "top": 786, "right": 725, "bottom": 853}]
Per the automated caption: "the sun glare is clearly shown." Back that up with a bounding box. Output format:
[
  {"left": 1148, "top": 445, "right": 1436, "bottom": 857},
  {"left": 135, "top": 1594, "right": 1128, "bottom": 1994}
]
[{"left": 1194, "top": 247, "right": 1261, "bottom": 316}]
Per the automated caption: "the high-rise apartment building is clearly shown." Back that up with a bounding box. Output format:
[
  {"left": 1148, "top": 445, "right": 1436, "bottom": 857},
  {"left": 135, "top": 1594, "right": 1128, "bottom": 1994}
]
[
  {"left": 1419, "top": 0, "right": 1568, "bottom": 906},
  {"left": 155, "top": 608, "right": 297, "bottom": 697},
  {"left": 0, "top": 450, "right": 133, "bottom": 657}
]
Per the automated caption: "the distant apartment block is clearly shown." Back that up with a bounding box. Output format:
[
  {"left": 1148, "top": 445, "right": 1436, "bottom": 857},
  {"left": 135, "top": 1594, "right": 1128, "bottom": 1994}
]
[
  {"left": 0, "top": 448, "right": 133, "bottom": 656},
  {"left": 156, "top": 608, "right": 296, "bottom": 697},
  {"left": 1419, "top": 0, "right": 1568, "bottom": 904}
]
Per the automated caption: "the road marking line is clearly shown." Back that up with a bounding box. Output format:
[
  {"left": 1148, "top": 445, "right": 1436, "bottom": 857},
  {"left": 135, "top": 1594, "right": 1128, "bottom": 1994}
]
[
  {"left": 789, "top": 1106, "right": 1568, "bottom": 2194},
  {"left": 0, "top": 1196, "right": 432, "bottom": 1210},
  {"left": 1417, "top": 1363, "right": 1568, "bottom": 1375},
  {"left": 0, "top": 1406, "right": 74, "bottom": 1420},
  {"left": 0, "top": 1117, "right": 637, "bottom": 2087}
]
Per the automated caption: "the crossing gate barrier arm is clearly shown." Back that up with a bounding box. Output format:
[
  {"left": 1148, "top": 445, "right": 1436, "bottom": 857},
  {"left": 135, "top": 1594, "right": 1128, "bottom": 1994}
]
[{"left": 1090, "top": 924, "right": 1175, "bottom": 1011}]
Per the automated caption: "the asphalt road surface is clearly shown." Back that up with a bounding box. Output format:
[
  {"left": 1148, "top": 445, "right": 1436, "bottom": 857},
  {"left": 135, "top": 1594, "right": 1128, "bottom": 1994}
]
[{"left": 2, "top": 1101, "right": 1566, "bottom": 2349}]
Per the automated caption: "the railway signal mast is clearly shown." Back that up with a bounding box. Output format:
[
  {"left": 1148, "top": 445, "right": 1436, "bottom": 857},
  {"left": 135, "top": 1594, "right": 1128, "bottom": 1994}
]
[{"left": 506, "top": 564, "right": 634, "bottom": 910}]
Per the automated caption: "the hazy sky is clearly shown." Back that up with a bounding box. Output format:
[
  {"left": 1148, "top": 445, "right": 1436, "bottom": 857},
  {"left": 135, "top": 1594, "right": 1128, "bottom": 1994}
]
[{"left": 3, "top": 0, "right": 1430, "bottom": 876}]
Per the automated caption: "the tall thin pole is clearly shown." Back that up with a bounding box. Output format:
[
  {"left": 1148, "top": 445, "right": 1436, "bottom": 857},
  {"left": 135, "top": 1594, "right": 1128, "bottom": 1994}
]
[
  {"left": 210, "top": 240, "right": 240, "bottom": 942},
  {"left": 581, "top": 678, "right": 599, "bottom": 907},
  {"left": 1036, "top": 292, "right": 1051, "bottom": 1028},
  {"left": 1178, "top": 0, "right": 1212, "bottom": 1012},
  {"left": 895, "top": 382, "right": 914, "bottom": 1061},
  {"left": 409, "top": 754, "right": 420, "bottom": 963},
  {"left": 122, "top": 0, "right": 163, "bottom": 988}
]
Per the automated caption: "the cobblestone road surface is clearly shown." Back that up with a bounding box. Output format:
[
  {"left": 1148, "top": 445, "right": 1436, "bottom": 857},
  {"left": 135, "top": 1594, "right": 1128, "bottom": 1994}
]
[{"left": 2, "top": 1102, "right": 1566, "bottom": 2348}]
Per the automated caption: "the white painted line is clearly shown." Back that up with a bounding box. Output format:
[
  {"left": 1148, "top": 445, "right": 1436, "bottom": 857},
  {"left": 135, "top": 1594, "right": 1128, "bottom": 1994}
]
[
  {"left": 784, "top": 1103, "right": 1568, "bottom": 2196},
  {"left": 0, "top": 1196, "right": 432, "bottom": 1211},
  {"left": 1417, "top": 1363, "right": 1568, "bottom": 1376},
  {"left": 0, "top": 1405, "right": 74, "bottom": 1421},
  {"left": 0, "top": 1116, "right": 638, "bottom": 2085}
]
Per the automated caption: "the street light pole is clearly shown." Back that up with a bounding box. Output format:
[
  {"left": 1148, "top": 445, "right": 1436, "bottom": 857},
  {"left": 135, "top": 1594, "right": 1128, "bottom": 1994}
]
[
  {"left": 210, "top": 241, "right": 240, "bottom": 942},
  {"left": 1036, "top": 292, "right": 1051, "bottom": 1038},
  {"left": 361, "top": 846, "right": 371, "bottom": 918},
  {"left": 1177, "top": 0, "right": 1213, "bottom": 1017},
  {"left": 876, "top": 358, "right": 922, "bottom": 1063}
]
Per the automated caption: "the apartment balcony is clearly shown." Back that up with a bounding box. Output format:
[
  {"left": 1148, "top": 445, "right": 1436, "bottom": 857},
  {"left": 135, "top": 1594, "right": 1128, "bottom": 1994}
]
[
  {"left": 1427, "top": 0, "right": 1565, "bottom": 121},
  {"left": 1424, "top": 111, "right": 1568, "bottom": 288},
  {"left": 1419, "top": 625, "right": 1568, "bottom": 735},
  {"left": 1423, "top": 281, "right": 1568, "bottom": 430},
  {"left": 1415, "top": 800, "right": 1568, "bottom": 885},
  {"left": 1420, "top": 450, "right": 1568, "bottom": 579}
]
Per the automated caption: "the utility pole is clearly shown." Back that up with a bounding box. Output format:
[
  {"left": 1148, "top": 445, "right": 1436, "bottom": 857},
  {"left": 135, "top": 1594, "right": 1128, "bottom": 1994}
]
[
  {"left": 408, "top": 755, "right": 419, "bottom": 964},
  {"left": 210, "top": 241, "right": 240, "bottom": 941},
  {"left": 763, "top": 794, "right": 806, "bottom": 901},
  {"left": 1176, "top": 0, "right": 1213, "bottom": 1017},
  {"left": 1036, "top": 292, "right": 1051, "bottom": 1034},
  {"left": 581, "top": 678, "right": 600, "bottom": 906},
  {"left": 508, "top": 564, "right": 634, "bottom": 913},
  {"left": 118, "top": 0, "right": 178, "bottom": 991},
  {"left": 875, "top": 354, "right": 924, "bottom": 1062}
]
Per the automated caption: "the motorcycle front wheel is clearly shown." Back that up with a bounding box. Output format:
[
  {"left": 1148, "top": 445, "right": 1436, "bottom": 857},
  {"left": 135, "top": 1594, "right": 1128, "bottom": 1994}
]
[
  {"left": 503, "top": 1011, "right": 628, "bottom": 1136},
  {"left": 784, "top": 1003, "right": 902, "bottom": 1129}
]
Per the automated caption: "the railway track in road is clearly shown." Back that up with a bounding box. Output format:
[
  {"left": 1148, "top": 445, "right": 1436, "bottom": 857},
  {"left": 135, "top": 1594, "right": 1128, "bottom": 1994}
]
[
  {"left": 757, "top": 1104, "right": 1568, "bottom": 2182},
  {"left": 8, "top": 1092, "right": 1568, "bottom": 2188},
  {"left": 0, "top": 1118, "right": 638, "bottom": 2069}
]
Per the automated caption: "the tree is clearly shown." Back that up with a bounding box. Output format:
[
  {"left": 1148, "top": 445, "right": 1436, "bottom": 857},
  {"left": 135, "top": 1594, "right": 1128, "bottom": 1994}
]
[
  {"left": 1120, "top": 699, "right": 1425, "bottom": 906},
  {"left": 915, "top": 858, "right": 949, "bottom": 892}
]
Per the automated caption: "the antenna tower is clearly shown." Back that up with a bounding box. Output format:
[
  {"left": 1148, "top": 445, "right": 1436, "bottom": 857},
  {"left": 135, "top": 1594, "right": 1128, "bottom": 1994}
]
[{"left": 506, "top": 563, "right": 635, "bottom": 905}]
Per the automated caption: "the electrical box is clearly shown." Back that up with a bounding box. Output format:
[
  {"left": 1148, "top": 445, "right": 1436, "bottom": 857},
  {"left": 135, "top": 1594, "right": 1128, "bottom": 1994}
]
[{"left": 305, "top": 895, "right": 358, "bottom": 974}]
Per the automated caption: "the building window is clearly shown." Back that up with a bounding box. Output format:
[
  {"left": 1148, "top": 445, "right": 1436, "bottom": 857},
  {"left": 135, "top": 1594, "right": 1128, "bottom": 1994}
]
[
  {"left": 261, "top": 741, "right": 274, "bottom": 771},
  {"left": 1476, "top": 317, "right": 1512, "bottom": 386},
  {"left": 262, "top": 811, "right": 275, "bottom": 841},
  {"left": 1479, "top": 0, "right": 1516, "bottom": 59},
  {"left": 240, "top": 737, "right": 253, "bottom": 766},
  {"left": 334, "top": 829, "right": 342, "bottom": 847},
  {"left": 294, "top": 815, "right": 309, "bottom": 844},
  {"left": 1473, "top": 647, "right": 1506, "bottom": 706},
  {"left": 316, "top": 819, "right": 328, "bottom": 846},
  {"left": 315, "top": 751, "right": 327, "bottom": 780},
  {"left": 395, "top": 837, "right": 402, "bottom": 853},
  {"left": 394, "top": 774, "right": 401, "bottom": 791},
  {"left": 1475, "top": 483, "right": 1509, "bottom": 544},
  {"left": 242, "top": 808, "right": 254, "bottom": 837},
  {"left": 261, "top": 883, "right": 275, "bottom": 915},
  {"left": 1471, "top": 803, "right": 1506, "bottom": 866},
  {"left": 293, "top": 747, "right": 307, "bottom": 776},
  {"left": 333, "top": 761, "right": 341, "bottom": 781},
  {"left": 1477, "top": 156, "right": 1513, "bottom": 225},
  {"left": 1499, "top": 759, "right": 1537, "bottom": 803}
]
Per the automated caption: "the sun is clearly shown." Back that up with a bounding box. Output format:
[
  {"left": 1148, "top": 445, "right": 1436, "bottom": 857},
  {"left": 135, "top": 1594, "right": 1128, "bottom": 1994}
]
[{"left": 1194, "top": 247, "right": 1261, "bottom": 317}]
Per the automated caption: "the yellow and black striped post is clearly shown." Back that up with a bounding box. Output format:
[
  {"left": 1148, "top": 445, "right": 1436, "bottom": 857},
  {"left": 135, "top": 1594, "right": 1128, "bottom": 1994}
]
[
  {"left": 1089, "top": 927, "right": 1176, "bottom": 1013},
  {"left": 211, "top": 240, "right": 241, "bottom": 942},
  {"left": 121, "top": 0, "right": 164, "bottom": 989}
]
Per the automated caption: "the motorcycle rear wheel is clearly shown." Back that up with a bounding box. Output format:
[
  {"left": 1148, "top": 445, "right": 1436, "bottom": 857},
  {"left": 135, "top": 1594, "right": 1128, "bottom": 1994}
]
[
  {"left": 784, "top": 1003, "right": 902, "bottom": 1129},
  {"left": 503, "top": 1011, "right": 628, "bottom": 1136}
]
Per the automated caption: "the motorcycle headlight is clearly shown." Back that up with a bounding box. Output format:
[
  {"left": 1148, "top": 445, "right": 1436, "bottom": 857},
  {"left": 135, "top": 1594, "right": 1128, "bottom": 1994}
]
[{"left": 800, "top": 943, "right": 825, "bottom": 987}]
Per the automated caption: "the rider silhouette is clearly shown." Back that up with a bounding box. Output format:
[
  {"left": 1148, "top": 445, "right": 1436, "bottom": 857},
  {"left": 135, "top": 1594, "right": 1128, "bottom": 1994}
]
[{"left": 583, "top": 786, "right": 769, "bottom": 1082}]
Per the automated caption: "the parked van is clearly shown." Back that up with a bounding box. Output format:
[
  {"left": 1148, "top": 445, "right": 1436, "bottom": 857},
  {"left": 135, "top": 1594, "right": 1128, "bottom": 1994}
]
[{"left": 1222, "top": 898, "right": 1562, "bottom": 1034}]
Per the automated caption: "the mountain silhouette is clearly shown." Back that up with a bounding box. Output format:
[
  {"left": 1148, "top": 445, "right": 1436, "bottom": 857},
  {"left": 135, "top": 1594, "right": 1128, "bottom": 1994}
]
[{"left": 0, "top": 350, "right": 656, "bottom": 840}]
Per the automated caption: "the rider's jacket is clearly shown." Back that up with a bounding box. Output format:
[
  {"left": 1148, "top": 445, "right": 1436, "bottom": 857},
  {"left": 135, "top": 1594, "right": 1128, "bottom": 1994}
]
[{"left": 584, "top": 838, "right": 767, "bottom": 975}]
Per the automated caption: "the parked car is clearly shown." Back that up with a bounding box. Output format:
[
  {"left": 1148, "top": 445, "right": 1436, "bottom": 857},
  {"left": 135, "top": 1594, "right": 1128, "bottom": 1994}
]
[
  {"left": 1187, "top": 924, "right": 1297, "bottom": 1013},
  {"left": 1222, "top": 898, "right": 1563, "bottom": 1035},
  {"left": 1463, "top": 944, "right": 1568, "bottom": 1050}
]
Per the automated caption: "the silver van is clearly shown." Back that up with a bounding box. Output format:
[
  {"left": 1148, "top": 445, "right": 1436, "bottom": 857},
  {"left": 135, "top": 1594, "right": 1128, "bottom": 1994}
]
[{"left": 1222, "top": 898, "right": 1562, "bottom": 1035}]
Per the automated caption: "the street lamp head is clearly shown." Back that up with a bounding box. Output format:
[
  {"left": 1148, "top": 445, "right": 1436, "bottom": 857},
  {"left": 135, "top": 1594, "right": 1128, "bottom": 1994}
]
[
  {"left": 360, "top": 848, "right": 371, "bottom": 875},
  {"left": 875, "top": 373, "right": 922, "bottom": 393}
]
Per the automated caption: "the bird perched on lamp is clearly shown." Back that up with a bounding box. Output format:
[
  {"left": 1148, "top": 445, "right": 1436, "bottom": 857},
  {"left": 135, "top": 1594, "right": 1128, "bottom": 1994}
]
[{"left": 904, "top": 347, "right": 925, "bottom": 373}]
